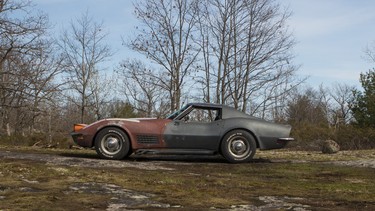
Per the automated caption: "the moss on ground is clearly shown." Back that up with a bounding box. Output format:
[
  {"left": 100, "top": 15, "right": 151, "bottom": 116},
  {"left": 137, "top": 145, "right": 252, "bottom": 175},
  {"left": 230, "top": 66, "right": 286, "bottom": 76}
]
[{"left": 0, "top": 146, "right": 374, "bottom": 210}]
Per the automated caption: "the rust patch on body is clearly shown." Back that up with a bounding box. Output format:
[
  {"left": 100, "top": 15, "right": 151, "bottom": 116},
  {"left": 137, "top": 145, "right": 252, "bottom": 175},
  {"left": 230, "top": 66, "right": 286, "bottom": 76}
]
[{"left": 74, "top": 118, "right": 172, "bottom": 149}]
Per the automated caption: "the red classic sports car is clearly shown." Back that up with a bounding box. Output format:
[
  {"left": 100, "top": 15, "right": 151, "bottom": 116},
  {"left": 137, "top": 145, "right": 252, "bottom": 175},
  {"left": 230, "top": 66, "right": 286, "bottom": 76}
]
[{"left": 71, "top": 103, "right": 294, "bottom": 163}]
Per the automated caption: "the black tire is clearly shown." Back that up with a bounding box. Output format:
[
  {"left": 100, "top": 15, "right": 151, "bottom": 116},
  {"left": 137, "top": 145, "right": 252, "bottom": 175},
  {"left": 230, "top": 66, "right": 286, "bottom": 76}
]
[
  {"left": 220, "top": 130, "right": 256, "bottom": 163},
  {"left": 94, "top": 127, "right": 131, "bottom": 160}
]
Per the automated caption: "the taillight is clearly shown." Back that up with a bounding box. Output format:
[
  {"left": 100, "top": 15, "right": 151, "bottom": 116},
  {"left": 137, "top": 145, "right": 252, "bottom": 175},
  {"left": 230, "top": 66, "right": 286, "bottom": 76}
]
[{"left": 74, "top": 124, "right": 87, "bottom": 132}]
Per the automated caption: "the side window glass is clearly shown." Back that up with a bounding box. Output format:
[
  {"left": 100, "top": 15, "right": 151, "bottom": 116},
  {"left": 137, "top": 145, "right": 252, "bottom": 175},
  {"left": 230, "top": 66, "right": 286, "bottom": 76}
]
[{"left": 184, "top": 108, "right": 219, "bottom": 123}]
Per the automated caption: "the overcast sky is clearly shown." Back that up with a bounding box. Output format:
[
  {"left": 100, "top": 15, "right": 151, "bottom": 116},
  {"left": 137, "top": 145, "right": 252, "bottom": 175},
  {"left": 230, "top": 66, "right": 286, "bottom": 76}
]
[{"left": 34, "top": 0, "right": 375, "bottom": 88}]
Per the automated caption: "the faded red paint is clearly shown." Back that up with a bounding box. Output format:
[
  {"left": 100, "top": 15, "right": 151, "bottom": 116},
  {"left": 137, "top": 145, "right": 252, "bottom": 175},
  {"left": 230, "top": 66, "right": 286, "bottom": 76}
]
[{"left": 72, "top": 118, "right": 172, "bottom": 150}]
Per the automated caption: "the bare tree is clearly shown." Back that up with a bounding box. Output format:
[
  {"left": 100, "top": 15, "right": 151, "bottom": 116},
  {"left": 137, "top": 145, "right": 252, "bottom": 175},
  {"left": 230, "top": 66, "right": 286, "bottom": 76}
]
[
  {"left": 130, "top": 0, "right": 199, "bottom": 112},
  {"left": 286, "top": 84, "right": 354, "bottom": 127},
  {"left": 127, "top": 0, "right": 301, "bottom": 119},
  {"left": 286, "top": 87, "right": 329, "bottom": 125},
  {"left": 118, "top": 59, "right": 170, "bottom": 118},
  {"left": 364, "top": 41, "right": 375, "bottom": 63},
  {"left": 329, "top": 83, "right": 354, "bottom": 127},
  {"left": 59, "top": 11, "right": 112, "bottom": 123},
  {"left": 0, "top": 0, "right": 47, "bottom": 66},
  {"left": 195, "top": 0, "right": 301, "bottom": 115},
  {"left": 0, "top": 0, "right": 50, "bottom": 135},
  {"left": 25, "top": 41, "right": 64, "bottom": 132},
  {"left": 89, "top": 72, "right": 113, "bottom": 120}
]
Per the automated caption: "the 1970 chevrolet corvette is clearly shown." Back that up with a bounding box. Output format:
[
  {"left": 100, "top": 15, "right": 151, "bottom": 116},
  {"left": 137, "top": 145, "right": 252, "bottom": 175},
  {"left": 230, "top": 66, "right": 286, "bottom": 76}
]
[{"left": 71, "top": 103, "right": 294, "bottom": 163}]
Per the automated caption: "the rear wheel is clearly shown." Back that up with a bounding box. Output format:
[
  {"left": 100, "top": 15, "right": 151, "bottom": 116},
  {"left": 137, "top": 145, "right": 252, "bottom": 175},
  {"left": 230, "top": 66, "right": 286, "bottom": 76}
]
[
  {"left": 95, "top": 127, "right": 130, "bottom": 160},
  {"left": 221, "top": 130, "right": 256, "bottom": 163}
]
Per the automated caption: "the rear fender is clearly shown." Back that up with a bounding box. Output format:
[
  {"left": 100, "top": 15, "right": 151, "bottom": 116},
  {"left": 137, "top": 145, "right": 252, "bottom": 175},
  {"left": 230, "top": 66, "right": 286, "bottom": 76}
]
[{"left": 221, "top": 128, "right": 261, "bottom": 149}]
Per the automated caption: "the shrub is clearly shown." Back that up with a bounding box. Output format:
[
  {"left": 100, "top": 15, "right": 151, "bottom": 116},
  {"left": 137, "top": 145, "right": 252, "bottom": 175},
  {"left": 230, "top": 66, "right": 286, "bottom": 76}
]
[
  {"left": 289, "top": 123, "right": 375, "bottom": 150},
  {"left": 289, "top": 122, "right": 332, "bottom": 150},
  {"left": 334, "top": 125, "right": 375, "bottom": 150},
  {"left": 0, "top": 133, "right": 73, "bottom": 148}
]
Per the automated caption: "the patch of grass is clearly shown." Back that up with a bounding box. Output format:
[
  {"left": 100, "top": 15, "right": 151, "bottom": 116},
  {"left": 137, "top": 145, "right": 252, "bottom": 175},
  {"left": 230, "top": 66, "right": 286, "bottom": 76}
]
[
  {"left": 0, "top": 147, "right": 375, "bottom": 210},
  {"left": 0, "top": 160, "right": 110, "bottom": 210},
  {"left": 257, "top": 149, "right": 375, "bottom": 161}
]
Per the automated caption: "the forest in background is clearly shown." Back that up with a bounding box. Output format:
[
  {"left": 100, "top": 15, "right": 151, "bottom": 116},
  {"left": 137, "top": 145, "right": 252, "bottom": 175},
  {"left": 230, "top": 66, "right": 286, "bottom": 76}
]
[{"left": 1, "top": 0, "right": 375, "bottom": 150}]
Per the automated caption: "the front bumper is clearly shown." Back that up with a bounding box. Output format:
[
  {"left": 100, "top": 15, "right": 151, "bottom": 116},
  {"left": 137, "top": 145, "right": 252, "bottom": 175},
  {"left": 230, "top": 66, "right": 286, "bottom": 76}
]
[{"left": 71, "top": 132, "right": 93, "bottom": 148}]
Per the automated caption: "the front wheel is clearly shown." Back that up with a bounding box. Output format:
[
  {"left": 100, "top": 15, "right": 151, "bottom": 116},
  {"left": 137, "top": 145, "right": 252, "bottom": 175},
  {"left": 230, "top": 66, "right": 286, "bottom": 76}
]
[
  {"left": 221, "top": 130, "right": 256, "bottom": 163},
  {"left": 95, "top": 127, "right": 131, "bottom": 160}
]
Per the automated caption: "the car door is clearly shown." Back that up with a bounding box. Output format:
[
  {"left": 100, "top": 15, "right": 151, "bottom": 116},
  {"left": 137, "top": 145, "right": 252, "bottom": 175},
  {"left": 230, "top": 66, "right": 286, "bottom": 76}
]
[{"left": 163, "top": 107, "right": 224, "bottom": 150}]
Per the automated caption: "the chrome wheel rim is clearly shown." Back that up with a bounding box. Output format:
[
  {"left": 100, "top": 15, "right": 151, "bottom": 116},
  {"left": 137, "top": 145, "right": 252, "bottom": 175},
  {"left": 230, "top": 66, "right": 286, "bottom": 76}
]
[
  {"left": 228, "top": 136, "right": 250, "bottom": 159},
  {"left": 101, "top": 134, "right": 122, "bottom": 155}
]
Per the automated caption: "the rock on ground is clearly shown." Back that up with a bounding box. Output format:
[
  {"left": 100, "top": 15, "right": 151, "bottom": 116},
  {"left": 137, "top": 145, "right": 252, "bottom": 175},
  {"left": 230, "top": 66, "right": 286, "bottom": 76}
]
[{"left": 322, "top": 140, "right": 340, "bottom": 154}]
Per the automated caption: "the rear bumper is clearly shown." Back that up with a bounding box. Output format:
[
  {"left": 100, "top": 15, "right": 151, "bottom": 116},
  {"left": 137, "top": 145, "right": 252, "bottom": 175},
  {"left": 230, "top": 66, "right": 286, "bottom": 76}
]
[
  {"left": 275, "top": 137, "right": 294, "bottom": 148},
  {"left": 259, "top": 136, "right": 294, "bottom": 149},
  {"left": 277, "top": 137, "right": 294, "bottom": 142}
]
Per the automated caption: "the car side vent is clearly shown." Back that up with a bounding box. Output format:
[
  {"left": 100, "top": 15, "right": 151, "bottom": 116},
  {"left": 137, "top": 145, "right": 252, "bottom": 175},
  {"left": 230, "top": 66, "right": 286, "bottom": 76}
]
[{"left": 137, "top": 135, "right": 159, "bottom": 145}]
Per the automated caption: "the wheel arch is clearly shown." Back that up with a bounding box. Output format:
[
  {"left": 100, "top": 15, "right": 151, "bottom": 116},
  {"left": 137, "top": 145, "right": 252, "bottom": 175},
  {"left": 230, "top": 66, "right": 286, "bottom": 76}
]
[
  {"left": 220, "top": 128, "right": 260, "bottom": 150},
  {"left": 93, "top": 125, "right": 133, "bottom": 149}
]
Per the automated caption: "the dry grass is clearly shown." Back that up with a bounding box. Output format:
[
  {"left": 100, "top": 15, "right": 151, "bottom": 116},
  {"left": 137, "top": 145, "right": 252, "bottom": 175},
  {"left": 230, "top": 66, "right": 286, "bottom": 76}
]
[{"left": 257, "top": 149, "right": 375, "bottom": 162}]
